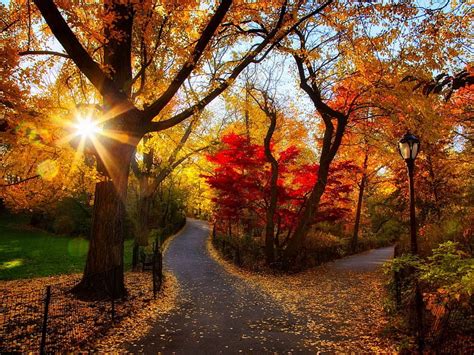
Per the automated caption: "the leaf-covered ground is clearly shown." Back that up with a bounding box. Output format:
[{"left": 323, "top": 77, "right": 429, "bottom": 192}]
[
  {"left": 125, "top": 219, "right": 396, "bottom": 352},
  {"left": 127, "top": 219, "right": 315, "bottom": 353},
  {"left": 0, "top": 271, "right": 177, "bottom": 352},
  {"left": 208, "top": 239, "right": 397, "bottom": 352}
]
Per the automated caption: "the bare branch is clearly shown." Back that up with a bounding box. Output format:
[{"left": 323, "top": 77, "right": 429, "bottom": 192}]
[
  {"left": 0, "top": 175, "right": 40, "bottom": 188},
  {"left": 142, "top": 0, "right": 233, "bottom": 121},
  {"left": 19, "top": 50, "right": 70, "bottom": 59},
  {"left": 146, "top": 1, "right": 335, "bottom": 132}
]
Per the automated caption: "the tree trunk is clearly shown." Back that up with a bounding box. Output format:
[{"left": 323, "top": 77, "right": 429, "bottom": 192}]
[
  {"left": 283, "top": 166, "right": 329, "bottom": 261},
  {"left": 71, "top": 1, "right": 136, "bottom": 299},
  {"left": 72, "top": 141, "right": 135, "bottom": 300},
  {"left": 284, "top": 115, "right": 336, "bottom": 260},
  {"left": 136, "top": 177, "right": 152, "bottom": 246},
  {"left": 351, "top": 173, "right": 366, "bottom": 252},
  {"left": 351, "top": 150, "right": 368, "bottom": 252},
  {"left": 263, "top": 113, "right": 278, "bottom": 265},
  {"left": 285, "top": 52, "right": 350, "bottom": 268}
]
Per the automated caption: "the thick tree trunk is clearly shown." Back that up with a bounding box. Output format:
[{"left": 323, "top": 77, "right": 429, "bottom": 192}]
[
  {"left": 72, "top": 142, "right": 135, "bottom": 300},
  {"left": 72, "top": 0, "right": 136, "bottom": 299}
]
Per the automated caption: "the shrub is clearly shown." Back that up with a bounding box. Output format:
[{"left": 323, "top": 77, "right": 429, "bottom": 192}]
[
  {"left": 300, "top": 230, "right": 346, "bottom": 267},
  {"left": 212, "top": 233, "right": 266, "bottom": 271},
  {"left": 384, "top": 241, "right": 473, "bottom": 351},
  {"left": 52, "top": 215, "right": 76, "bottom": 235},
  {"left": 420, "top": 220, "right": 473, "bottom": 256}
]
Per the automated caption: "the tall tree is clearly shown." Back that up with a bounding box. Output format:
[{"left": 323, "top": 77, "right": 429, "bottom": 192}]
[
  {"left": 7, "top": 0, "right": 334, "bottom": 297},
  {"left": 280, "top": 0, "right": 470, "bottom": 266},
  {"left": 248, "top": 88, "right": 280, "bottom": 264}
]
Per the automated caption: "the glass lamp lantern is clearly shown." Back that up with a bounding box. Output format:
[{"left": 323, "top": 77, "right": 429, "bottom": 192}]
[{"left": 398, "top": 132, "right": 420, "bottom": 160}]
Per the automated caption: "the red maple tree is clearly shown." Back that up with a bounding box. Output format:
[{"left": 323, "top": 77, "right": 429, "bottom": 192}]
[{"left": 204, "top": 133, "right": 356, "bottom": 236}]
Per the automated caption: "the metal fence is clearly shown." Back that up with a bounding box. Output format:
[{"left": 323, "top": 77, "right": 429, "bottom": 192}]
[
  {"left": 392, "top": 267, "right": 474, "bottom": 352},
  {"left": 424, "top": 300, "right": 474, "bottom": 352},
  {"left": 0, "top": 242, "right": 163, "bottom": 352}
]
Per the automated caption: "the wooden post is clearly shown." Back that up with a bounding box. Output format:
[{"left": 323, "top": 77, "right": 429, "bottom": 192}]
[
  {"left": 153, "top": 242, "right": 156, "bottom": 298},
  {"left": 132, "top": 242, "right": 139, "bottom": 271},
  {"left": 40, "top": 286, "right": 51, "bottom": 355},
  {"left": 111, "top": 269, "right": 116, "bottom": 323}
]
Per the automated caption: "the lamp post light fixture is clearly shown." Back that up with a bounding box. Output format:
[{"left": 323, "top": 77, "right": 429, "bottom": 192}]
[
  {"left": 398, "top": 131, "right": 424, "bottom": 351},
  {"left": 398, "top": 132, "right": 420, "bottom": 255}
]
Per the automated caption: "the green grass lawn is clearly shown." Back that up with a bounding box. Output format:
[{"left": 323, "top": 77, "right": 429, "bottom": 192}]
[{"left": 0, "top": 218, "right": 134, "bottom": 280}]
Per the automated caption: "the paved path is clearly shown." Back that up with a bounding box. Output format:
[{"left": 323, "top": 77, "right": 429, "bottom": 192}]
[
  {"left": 126, "top": 219, "right": 393, "bottom": 354},
  {"left": 331, "top": 246, "right": 394, "bottom": 272}
]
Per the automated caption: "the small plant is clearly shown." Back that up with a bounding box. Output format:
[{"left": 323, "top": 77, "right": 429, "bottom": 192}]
[{"left": 384, "top": 241, "right": 473, "bottom": 350}]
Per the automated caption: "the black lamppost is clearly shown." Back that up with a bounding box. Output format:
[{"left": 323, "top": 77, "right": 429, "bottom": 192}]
[
  {"left": 398, "top": 132, "right": 420, "bottom": 255},
  {"left": 398, "top": 131, "right": 423, "bottom": 351}
]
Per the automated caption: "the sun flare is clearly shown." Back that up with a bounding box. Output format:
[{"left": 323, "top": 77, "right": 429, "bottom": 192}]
[{"left": 73, "top": 116, "right": 102, "bottom": 139}]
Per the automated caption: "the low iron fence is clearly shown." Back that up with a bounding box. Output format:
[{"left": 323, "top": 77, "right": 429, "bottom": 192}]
[
  {"left": 0, "top": 241, "right": 163, "bottom": 353},
  {"left": 391, "top": 244, "right": 474, "bottom": 352}
]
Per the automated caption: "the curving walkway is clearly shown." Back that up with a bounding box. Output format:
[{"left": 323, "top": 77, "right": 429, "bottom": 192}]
[
  {"left": 126, "top": 219, "right": 393, "bottom": 353},
  {"left": 331, "top": 245, "right": 394, "bottom": 272}
]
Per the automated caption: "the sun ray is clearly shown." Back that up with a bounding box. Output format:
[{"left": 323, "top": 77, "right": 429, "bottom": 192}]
[
  {"left": 100, "top": 129, "right": 139, "bottom": 146},
  {"left": 65, "top": 135, "right": 87, "bottom": 181},
  {"left": 58, "top": 110, "right": 137, "bottom": 200},
  {"left": 57, "top": 132, "right": 81, "bottom": 146},
  {"left": 88, "top": 135, "right": 124, "bottom": 195},
  {"left": 101, "top": 102, "right": 135, "bottom": 123},
  {"left": 73, "top": 116, "right": 102, "bottom": 139}
]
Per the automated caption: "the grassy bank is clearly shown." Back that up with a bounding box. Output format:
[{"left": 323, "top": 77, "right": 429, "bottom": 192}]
[{"left": 0, "top": 217, "right": 134, "bottom": 280}]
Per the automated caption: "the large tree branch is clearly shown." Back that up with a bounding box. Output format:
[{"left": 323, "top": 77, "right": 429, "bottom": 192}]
[
  {"left": 146, "top": 14, "right": 280, "bottom": 132},
  {"left": 32, "top": 0, "right": 128, "bottom": 104},
  {"left": 142, "top": 0, "right": 233, "bottom": 121}
]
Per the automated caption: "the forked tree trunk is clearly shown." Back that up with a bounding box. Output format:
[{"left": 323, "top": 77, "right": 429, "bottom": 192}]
[
  {"left": 72, "top": 141, "right": 135, "bottom": 300},
  {"left": 248, "top": 88, "right": 279, "bottom": 265},
  {"left": 283, "top": 163, "right": 330, "bottom": 261},
  {"left": 284, "top": 51, "right": 350, "bottom": 269}
]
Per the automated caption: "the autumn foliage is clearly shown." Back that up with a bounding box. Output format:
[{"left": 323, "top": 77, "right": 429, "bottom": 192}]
[{"left": 205, "top": 133, "right": 356, "bottom": 236}]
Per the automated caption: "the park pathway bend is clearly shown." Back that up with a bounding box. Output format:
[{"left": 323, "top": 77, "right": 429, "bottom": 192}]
[{"left": 126, "top": 219, "right": 394, "bottom": 354}]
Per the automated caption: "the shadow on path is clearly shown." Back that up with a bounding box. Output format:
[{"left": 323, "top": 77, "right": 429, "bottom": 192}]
[
  {"left": 126, "top": 219, "right": 309, "bottom": 353},
  {"left": 126, "top": 219, "right": 394, "bottom": 353}
]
